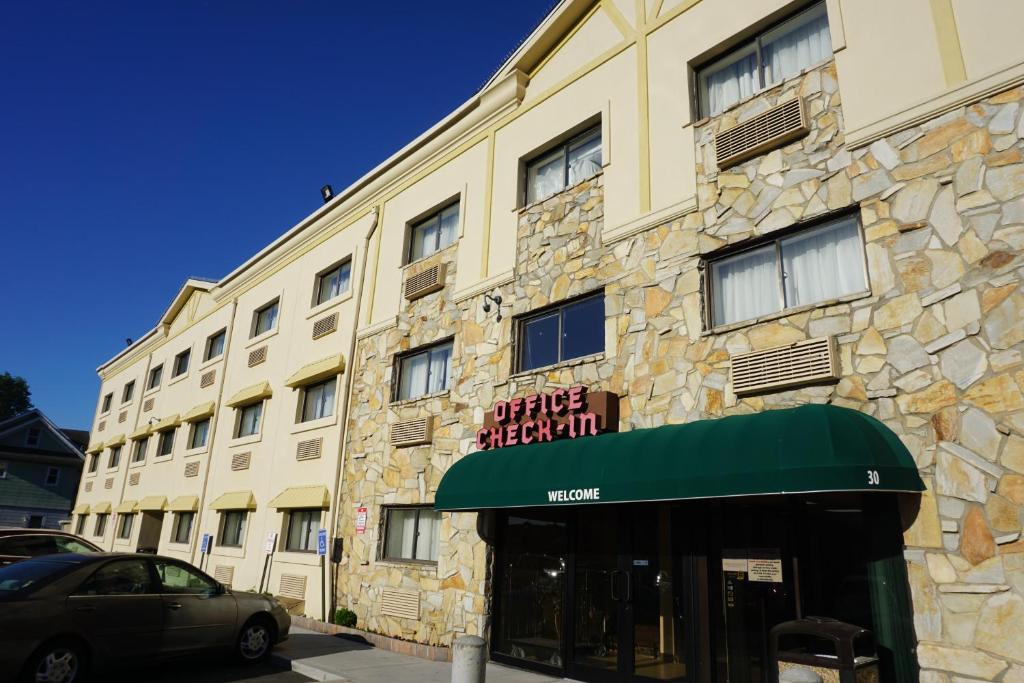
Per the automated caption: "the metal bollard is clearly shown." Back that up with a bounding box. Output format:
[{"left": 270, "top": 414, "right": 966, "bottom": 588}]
[{"left": 451, "top": 635, "right": 486, "bottom": 683}]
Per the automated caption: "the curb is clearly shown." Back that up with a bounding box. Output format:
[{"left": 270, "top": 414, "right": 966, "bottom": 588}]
[{"left": 272, "top": 652, "right": 352, "bottom": 683}]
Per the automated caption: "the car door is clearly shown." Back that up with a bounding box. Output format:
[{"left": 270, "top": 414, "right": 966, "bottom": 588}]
[
  {"left": 65, "top": 558, "right": 163, "bottom": 662},
  {"left": 153, "top": 559, "right": 237, "bottom": 654}
]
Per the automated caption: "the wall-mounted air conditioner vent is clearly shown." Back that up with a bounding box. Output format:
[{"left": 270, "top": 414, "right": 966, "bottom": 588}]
[
  {"left": 184, "top": 462, "right": 200, "bottom": 478},
  {"left": 312, "top": 312, "right": 339, "bottom": 339},
  {"left": 715, "top": 98, "right": 808, "bottom": 170},
  {"left": 200, "top": 370, "right": 216, "bottom": 388},
  {"left": 129, "top": 472, "right": 141, "bottom": 486},
  {"left": 390, "top": 417, "right": 433, "bottom": 447},
  {"left": 231, "top": 452, "right": 251, "bottom": 471},
  {"left": 380, "top": 587, "right": 420, "bottom": 620},
  {"left": 404, "top": 263, "right": 447, "bottom": 301},
  {"left": 104, "top": 478, "right": 113, "bottom": 489},
  {"left": 730, "top": 336, "right": 839, "bottom": 396},
  {"left": 248, "top": 346, "right": 267, "bottom": 367},
  {"left": 296, "top": 438, "right": 322, "bottom": 461},
  {"left": 279, "top": 574, "right": 307, "bottom": 601},
  {"left": 118, "top": 411, "right": 128, "bottom": 423},
  {"left": 143, "top": 398, "right": 154, "bottom": 412},
  {"left": 214, "top": 565, "right": 235, "bottom": 587},
  {"left": 98, "top": 421, "right": 105, "bottom": 432},
  {"left": 84, "top": 482, "right": 93, "bottom": 492}
]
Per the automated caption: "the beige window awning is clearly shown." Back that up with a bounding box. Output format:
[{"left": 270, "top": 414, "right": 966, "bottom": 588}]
[
  {"left": 85, "top": 441, "right": 105, "bottom": 454},
  {"left": 129, "top": 424, "right": 153, "bottom": 440},
  {"left": 152, "top": 414, "right": 181, "bottom": 432},
  {"left": 269, "top": 485, "right": 330, "bottom": 509},
  {"left": 226, "top": 382, "right": 273, "bottom": 408},
  {"left": 71, "top": 503, "right": 90, "bottom": 515},
  {"left": 284, "top": 354, "right": 346, "bottom": 388},
  {"left": 137, "top": 495, "right": 167, "bottom": 511},
  {"left": 114, "top": 500, "right": 137, "bottom": 514},
  {"left": 104, "top": 434, "right": 127, "bottom": 448},
  {"left": 209, "top": 490, "right": 257, "bottom": 511},
  {"left": 182, "top": 401, "right": 216, "bottom": 423},
  {"left": 92, "top": 501, "right": 112, "bottom": 514},
  {"left": 168, "top": 495, "right": 199, "bottom": 512}
]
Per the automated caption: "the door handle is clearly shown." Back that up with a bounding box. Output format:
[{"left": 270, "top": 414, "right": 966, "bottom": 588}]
[
  {"left": 610, "top": 570, "right": 622, "bottom": 602},
  {"left": 623, "top": 571, "right": 632, "bottom": 603},
  {"left": 165, "top": 602, "right": 183, "bottom": 610}
]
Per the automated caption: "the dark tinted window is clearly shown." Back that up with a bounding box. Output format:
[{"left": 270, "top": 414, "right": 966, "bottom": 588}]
[
  {"left": 0, "top": 535, "right": 58, "bottom": 558},
  {"left": 520, "top": 313, "right": 559, "bottom": 370},
  {"left": 0, "top": 558, "right": 77, "bottom": 593},
  {"left": 76, "top": 559, "right": 153, "bottom": 596},
  {"left": 518, "top": 292, "right": 604, "bottom": 371}
]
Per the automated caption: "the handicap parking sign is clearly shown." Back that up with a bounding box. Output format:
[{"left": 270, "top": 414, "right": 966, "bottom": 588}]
[
  {"left": 317, "top": 528, "right": 328, "bottom": 556},
  {"left": 200, "top": 533, "right": 211, "bottom": 554}
]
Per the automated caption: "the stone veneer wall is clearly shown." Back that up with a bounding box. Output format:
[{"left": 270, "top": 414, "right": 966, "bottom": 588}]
[{"left": 337, "top": 60, "right": 1024, "bottom": 680}]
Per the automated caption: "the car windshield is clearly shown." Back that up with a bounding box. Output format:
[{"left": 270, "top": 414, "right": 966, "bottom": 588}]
[{"left": 0, "top": 558, "right": 77, "bottom": 594}]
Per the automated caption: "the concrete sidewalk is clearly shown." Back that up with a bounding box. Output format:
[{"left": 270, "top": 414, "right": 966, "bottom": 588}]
[{"left": 273, "top": 627, "right": 565, "bottom": 683}]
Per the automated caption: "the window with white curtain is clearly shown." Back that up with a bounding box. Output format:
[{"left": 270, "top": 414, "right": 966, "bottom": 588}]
[
  {"left": 709, "top": 213, "right": 867, "bottom": 326},
  {"left": 525, "top": 125, "right": 602, "bottom": 205},
  {"left": 408, "top": 202, "right": 459, "bottom": 263},
  {"left": 396, "top": 340, "right": 453, "bottom": 401},
  {"left": 235, "top": 402, "right": 263, "bottom": 438},
  {"left": 383, "top": 506, "right": 440, "bottom": 562},
  {"left": 698, "top": 2, "right": 832, "bottom": 117},
  {"left": 284, "top": 509, "right": 320, "bottom": 552},
  {"left": 299, "top": 377, "right": 336, "bottom": 422},
  {"left": 314, "top": 260, "right": 352, "bottom": 306}
]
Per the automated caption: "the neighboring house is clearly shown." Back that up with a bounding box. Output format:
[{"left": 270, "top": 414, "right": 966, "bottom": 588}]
[{"left": 0, "top": 409, "right": 86, "bottom": 529}]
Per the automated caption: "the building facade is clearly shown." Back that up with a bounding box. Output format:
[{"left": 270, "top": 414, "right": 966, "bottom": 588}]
[
  {"left": 1, "top": 409, "right": 86, "bottom": 529},
  {"left": 75, "top": 1, "right": 1024, "bottom": 680}
]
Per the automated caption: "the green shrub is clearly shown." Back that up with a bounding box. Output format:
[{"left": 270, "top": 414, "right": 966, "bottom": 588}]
[{"left": 333, "top": 608, "right": 357, "bottom": 628}]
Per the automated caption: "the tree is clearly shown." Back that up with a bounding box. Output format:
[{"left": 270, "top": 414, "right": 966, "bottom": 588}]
[{"left": 0, "top": 372, "right": 32, "bottom": 421}]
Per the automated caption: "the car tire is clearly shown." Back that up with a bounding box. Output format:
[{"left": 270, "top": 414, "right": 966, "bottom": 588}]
[
  {"left": 21, "top": 638, "right": 89, "bottom": 683},
  {"left": 236, "top": 616, "right": 275, "bottom": 663}
]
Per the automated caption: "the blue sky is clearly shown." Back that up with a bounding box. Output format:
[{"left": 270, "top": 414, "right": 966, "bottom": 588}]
[{"left": 0, "top": 1, "right": 553, "bottom": 429}]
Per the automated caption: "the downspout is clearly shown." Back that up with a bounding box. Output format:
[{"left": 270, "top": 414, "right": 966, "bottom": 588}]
[
  {"left": 111, "top": 352, "right": 153, "bottom": 552},
  {"left": 326, "top": 205, "right": 380, "bottom": 620},
  {"left": 189, "top": 299, "right": 239, "bottom": 565}
]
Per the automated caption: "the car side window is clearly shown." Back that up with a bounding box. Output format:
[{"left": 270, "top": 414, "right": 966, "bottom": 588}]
[
  {"left": 0, "top": 535, "right": 57, "bottom": 558},
  {"left": 76, "top": 559, "right": 154, "bottom": 596},
  {"left": 52, "top": 537, "right": 96, "bottom": 554},
  {"left": 154, "top": 560, "right": 216, "bottom": 595}
]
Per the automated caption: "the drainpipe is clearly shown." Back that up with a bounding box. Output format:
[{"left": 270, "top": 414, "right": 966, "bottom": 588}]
[
  {"left": 189, "top": 299, "right": 239, "bottom": 565},
  {"left": 110, "top": 352, "right": 153, "bottom": 552},
  {"left": 326, "top": 205, "right": 380, "bottom": 621}
]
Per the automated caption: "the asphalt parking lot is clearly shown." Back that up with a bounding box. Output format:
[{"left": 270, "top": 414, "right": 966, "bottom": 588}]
[{"left": 101, "top": 658, "right": 311, "bottom": 683}]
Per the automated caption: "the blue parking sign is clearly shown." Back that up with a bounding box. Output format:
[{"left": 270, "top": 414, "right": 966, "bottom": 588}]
[
  {"left": 200, "top": 533, "right": 211, "bottom": 554},
  {"left": 317, "top": 528, "right": 328, "bottom": 556}
]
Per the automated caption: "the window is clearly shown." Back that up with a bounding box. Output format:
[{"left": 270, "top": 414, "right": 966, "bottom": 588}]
[
  {"left": 75, "top": 515, "right": 87, "bottom": 535},
  {"left": 697, "top": 2, "right": 831, "bottom": 117},
  {"left": 396, "top": 340, "right": 453, "bottom": 401},
  {"left": 94, "top": 514, "right": 108, "bottom": 536},
  {"left": 147, "top": 364, "right": 163, "bottom": 390},
  {"left": 122, "top": 381, "right": 135, "bottom": 404},
  {"left": 383, "top": 506, "right": 440, "bottom": 562},
  {"left": 117, "top": 513, "right": 134, "bottom": 540},
  {"left": 219, "top": 510, "right": 247, "bottom": 547},
  {"left": 76, "top": 559, "right": 152, "bottom": 595},
  {"left": 299, "top": 378, "right": 336, "bottom": 422},
  {"left": 101, "top": 393, "right": 113, "bottom": 413},
  {"left": 26, "top": 428, "right": 41, "bottom": 447},
  {"left": 525, "top": 126, "right": 602, "bottom": 205},
  {"left": 172, "top": 349, "right": 191, "bottom": 377},
  {"left": 109, "top": 446, "right": 122, "bottom": 469},
  {"left": 54, "top": 536, "right": 96, "bottom": 553},
  {"left": 26, "top": 515, "right": 43, "bottom": 529},
  {"left": 88, "top": 454, "right": 98, "bottom": 473},
  {"left": 155, "top": 560, "right": 217, "bottom": 594},
  {"left": 235, "top": 403, "right": 263, "bottom": 438},
  {"left": 204, "top": 329, "right": 226, "bottom": 361},
  {"left": 314, "top": 260, "right": 352, "bottom": 306},
  {"left": 251, "top": 299, "right": 279, "bottom": 338},
  {"left": 517, "top": 292, "right": 604, "bottom": 372},
  {"left": 45, "top": 467, "right": 59, "bottom": 487},
  {"left": 132, "top": 437, "right": 149, "bottom": 463},
  {"left": 189, "top": 419, "right": 210, "bottom": 449},
  {"left": 284, "top": 509, "right": 320, "bottom": 552},
  {"left": 156, "top": 430, "right": 175, "bottom": 457},
  {"left": 0, "top": 462, "right": 6, "bottom": 479},
  {"left": 171, "top": 512, "right": 194, "bottom": 544},
  {"left": 408, "top": 202, "right": 459, "bottom": 263},
  {"left": 708, "top": 213, "right": 867, "bottom": 327}
]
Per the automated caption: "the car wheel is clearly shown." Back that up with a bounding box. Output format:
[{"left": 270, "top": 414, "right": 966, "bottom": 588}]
[
  {"left": 22, "top": 639, "right": 88, "bottom": 683},
  {"left": 236, "top": 616, "right": 274, "bottom": 663}
]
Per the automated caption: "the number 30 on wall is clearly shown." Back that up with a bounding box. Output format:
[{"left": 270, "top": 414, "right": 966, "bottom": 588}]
[{"left": 866, "top": 470, "right": 880, "bottom": 485}]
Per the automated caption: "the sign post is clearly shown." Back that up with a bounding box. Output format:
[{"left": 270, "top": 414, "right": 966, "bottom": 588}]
[
  {"left": 199, "top": 533, "right": 212, "bottom": 572},
  {"left": 317, "top": 528, "right": 328, "bottom": 622},
  {"left": 259, "top": 531, "right": 277, "bottom": 594}
]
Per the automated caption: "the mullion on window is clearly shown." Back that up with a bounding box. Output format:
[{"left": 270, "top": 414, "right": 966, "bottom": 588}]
[
  {"left": 411, "top": 509, "right": 421, "bottom": 559},
  {"left": 774, "top": 239, "right": 786, "bottom": 311}
]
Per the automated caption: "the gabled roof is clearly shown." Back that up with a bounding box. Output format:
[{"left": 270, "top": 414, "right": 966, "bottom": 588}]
[
  {"left": 0, "top": 408, "right": 87, "bottom": 461},
  {"left": 158, "top": 277, "right": 217, "bottom": 328}
]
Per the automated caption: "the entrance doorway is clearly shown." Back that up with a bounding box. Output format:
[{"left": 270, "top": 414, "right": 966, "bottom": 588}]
[
  {"left": 490, "top": 495, "right": 914, "bottom": 682},
  {"left": 136, "top": 511, "right": 164, "bottom": 553}
]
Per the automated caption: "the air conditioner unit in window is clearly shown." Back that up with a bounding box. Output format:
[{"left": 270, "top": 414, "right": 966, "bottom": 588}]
[
  {"left": 715, "top": 98, "right": 808, "bottom": 170},
  {"left": 730, "top": 336, "right": 839, "bottom": 396},
  {"left": 390, "top": 417, "right": 433, "bottom": 447},
  {"left": 404, "top": 263, "right": 447, "bottom": 301}
]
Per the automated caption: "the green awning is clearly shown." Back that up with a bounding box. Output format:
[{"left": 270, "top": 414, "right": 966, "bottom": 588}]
[{"left": 435, "top": 405, "right": 924, "bottom": 511}]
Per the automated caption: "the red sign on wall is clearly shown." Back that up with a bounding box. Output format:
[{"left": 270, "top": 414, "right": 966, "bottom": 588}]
[{"left": 475, "top": 385, "right": 618, "bottom": 451}]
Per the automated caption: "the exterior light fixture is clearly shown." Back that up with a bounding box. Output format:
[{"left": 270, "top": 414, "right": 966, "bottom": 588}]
[
  {"left": 482, "top": 293, "right": 503, "bottom": 322},
  {"left": 320, "top": 185, "right": 334, "bottom": 203}
]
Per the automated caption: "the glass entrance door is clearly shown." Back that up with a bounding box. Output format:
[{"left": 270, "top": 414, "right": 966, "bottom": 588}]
[{"left": 570, "top": 506, "right": 625, "bottom": 680}]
